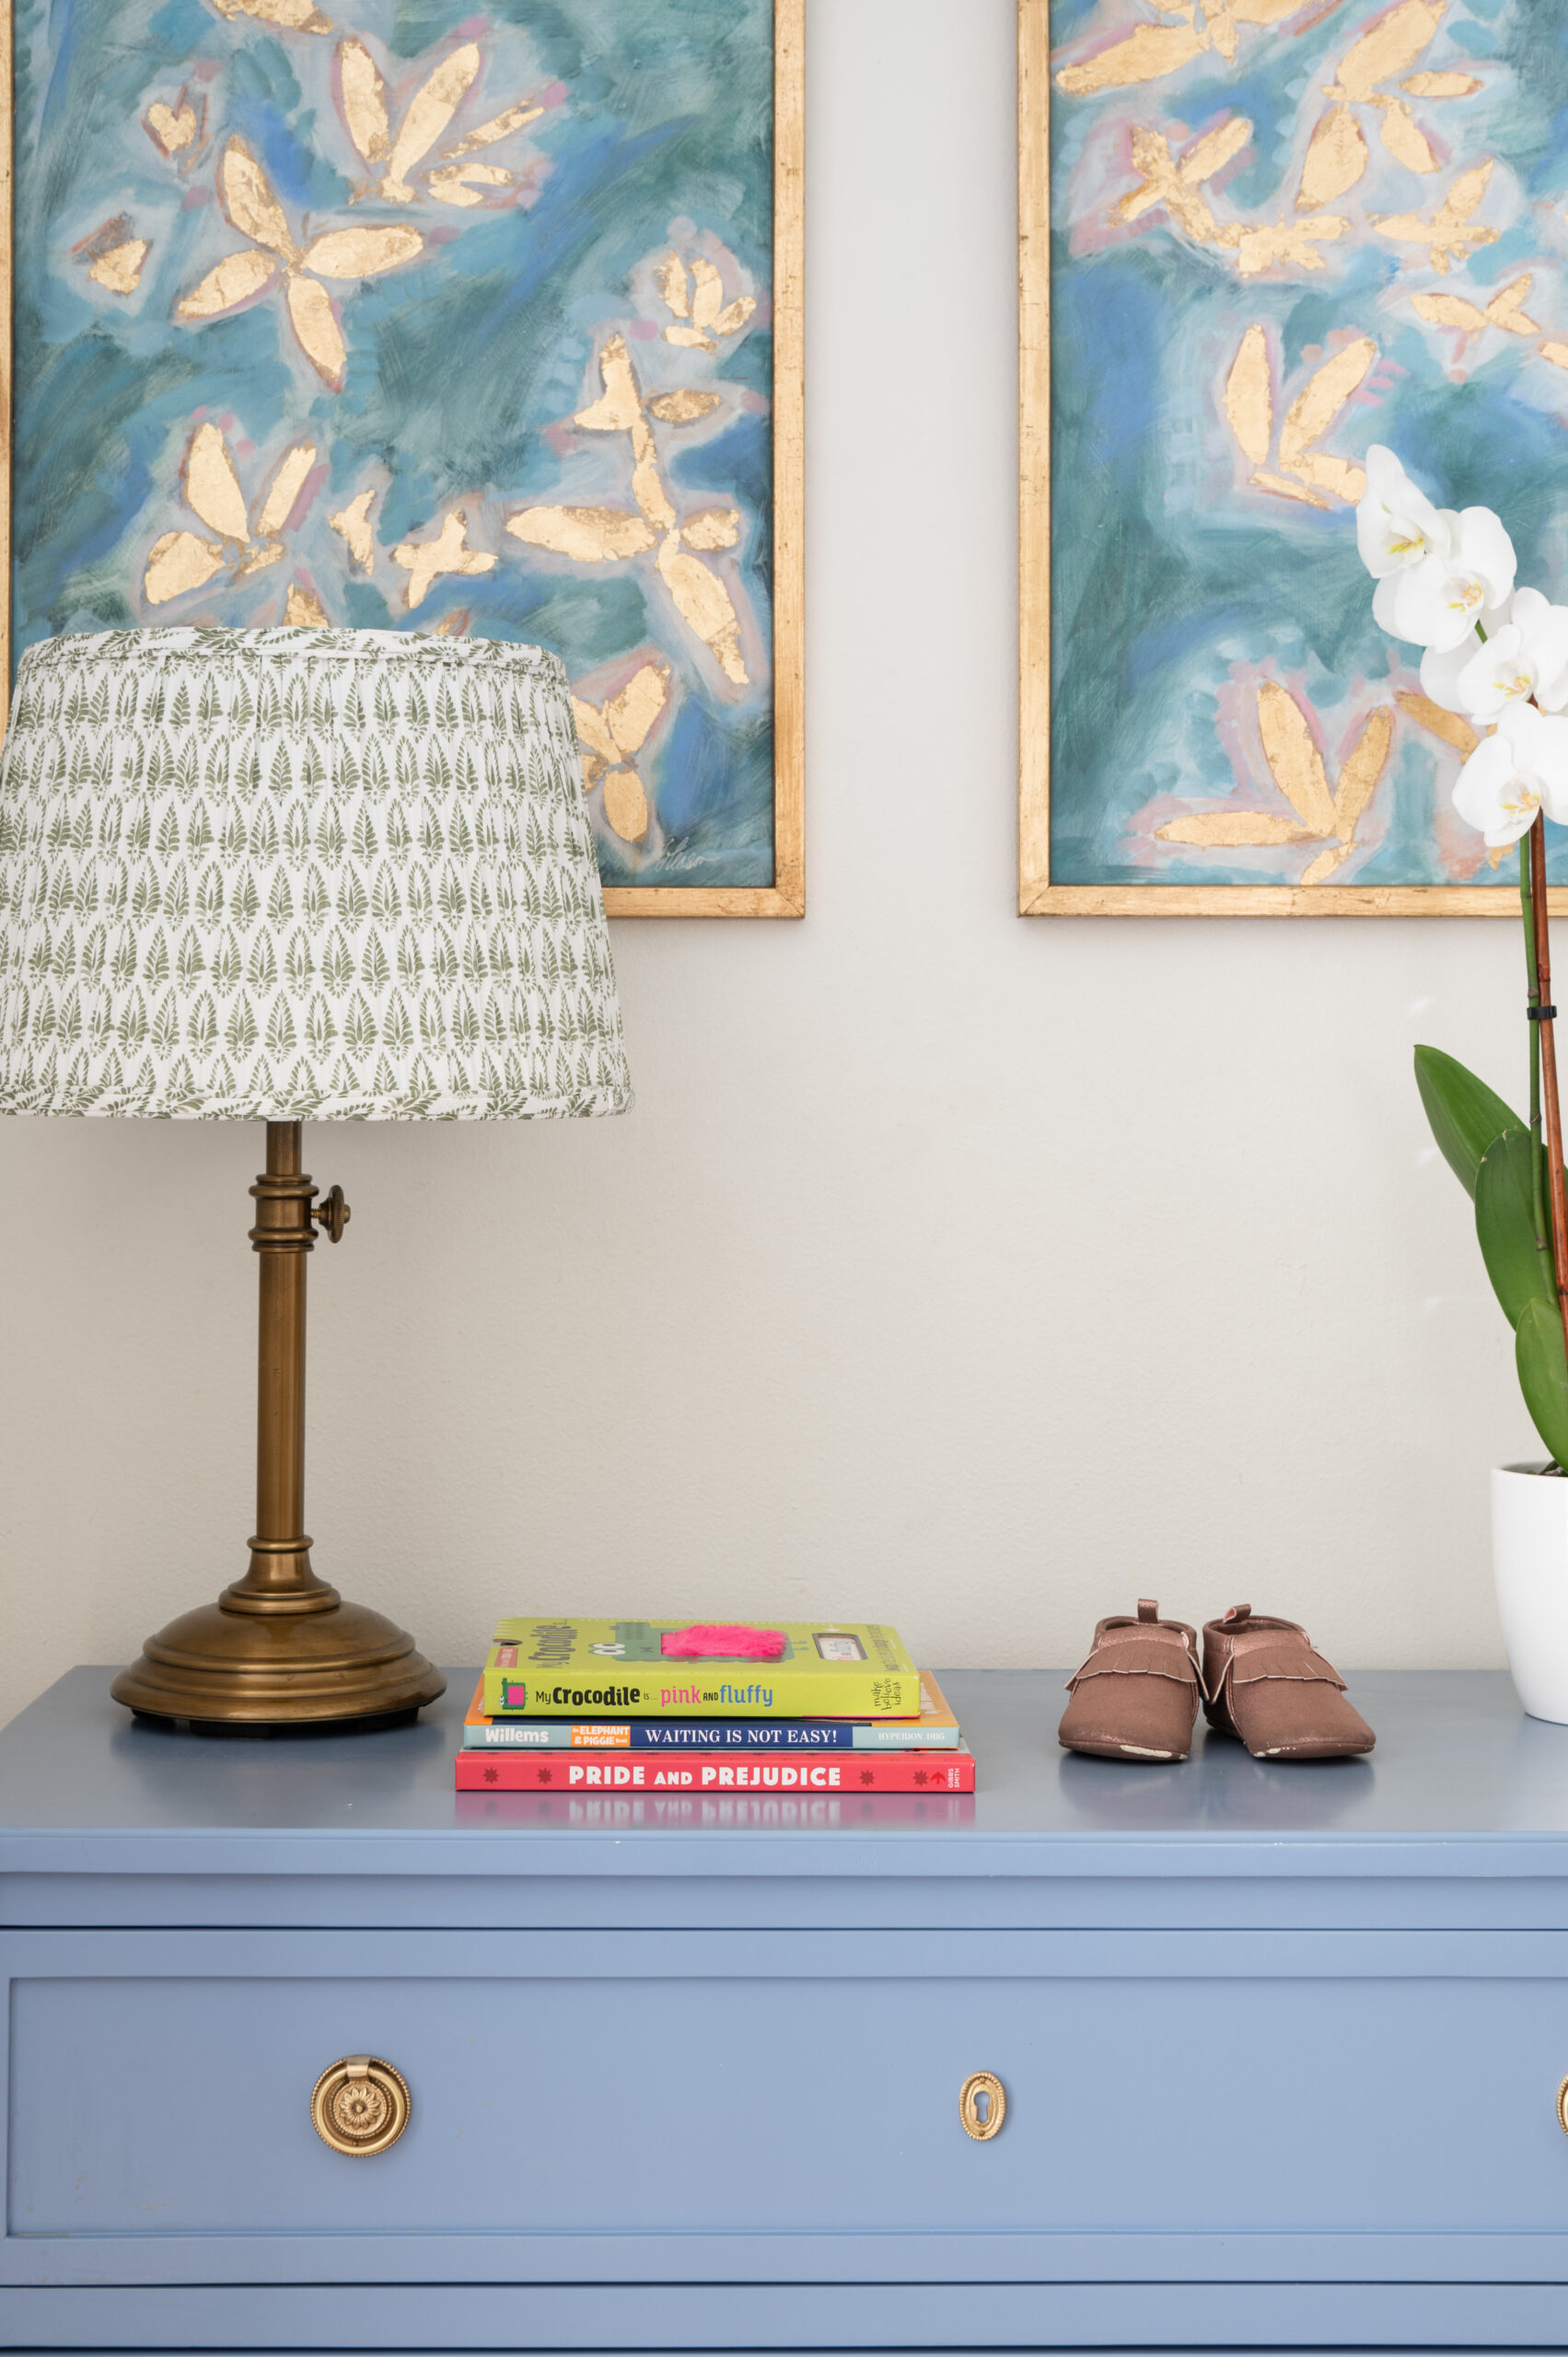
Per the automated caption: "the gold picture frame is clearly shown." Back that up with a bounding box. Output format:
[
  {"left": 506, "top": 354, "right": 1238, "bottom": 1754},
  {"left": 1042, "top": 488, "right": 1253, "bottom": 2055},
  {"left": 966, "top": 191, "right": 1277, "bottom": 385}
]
[
  {"left": 1, "top": 0, "right": 798, "bottom": 922},
  {"left": 1017, "top": 0, "right": 1564, "bottom": 918},
  {"left": 607, "top": 0, "right": 804, "bottom": 920}
]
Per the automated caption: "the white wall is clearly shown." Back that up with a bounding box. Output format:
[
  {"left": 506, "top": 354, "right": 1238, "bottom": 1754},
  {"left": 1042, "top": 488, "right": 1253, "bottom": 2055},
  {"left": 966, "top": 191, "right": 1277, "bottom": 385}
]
[{"left": 0, "top": 0, "right": 1539, "bottom": 1729}]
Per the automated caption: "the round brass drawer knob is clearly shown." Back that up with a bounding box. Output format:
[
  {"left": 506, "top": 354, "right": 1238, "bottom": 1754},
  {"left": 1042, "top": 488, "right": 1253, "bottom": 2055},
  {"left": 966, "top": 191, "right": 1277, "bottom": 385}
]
[
  {"left": 959, "top": 2070, "right": 1006, "bottom": 2141},
  {"left": 1557, "top": 2073, "right": 1568, "bottom": 2136},
  {"left": 311, "top": 2056, "right": 411, "bottom": 2156}
]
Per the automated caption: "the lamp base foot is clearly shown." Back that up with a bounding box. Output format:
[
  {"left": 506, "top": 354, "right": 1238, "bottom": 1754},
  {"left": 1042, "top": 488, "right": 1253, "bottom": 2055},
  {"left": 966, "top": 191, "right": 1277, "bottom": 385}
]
[
  {"left": 111, "top": 1595, "right": 447, "bottom": 1728},
  {"left": 135, "top": 1705, "right": 424, "bottom": 1738}
]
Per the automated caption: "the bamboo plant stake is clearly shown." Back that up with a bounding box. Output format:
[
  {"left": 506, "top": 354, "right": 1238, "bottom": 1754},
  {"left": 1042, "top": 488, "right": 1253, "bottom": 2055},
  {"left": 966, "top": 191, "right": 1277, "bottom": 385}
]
[
  {"left": 1522, "top": 838, "right": 1550, "bottom": 1264},
  {"left": 1527, "top": 811, "right": 1568, "bottom": 1371}
]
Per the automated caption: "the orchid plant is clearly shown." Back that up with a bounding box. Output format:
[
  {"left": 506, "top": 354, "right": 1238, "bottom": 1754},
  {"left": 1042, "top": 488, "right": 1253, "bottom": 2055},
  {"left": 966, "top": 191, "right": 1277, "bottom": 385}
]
[{"left": 1360, "top": 447, "right": 1568, "bottom": 1467}]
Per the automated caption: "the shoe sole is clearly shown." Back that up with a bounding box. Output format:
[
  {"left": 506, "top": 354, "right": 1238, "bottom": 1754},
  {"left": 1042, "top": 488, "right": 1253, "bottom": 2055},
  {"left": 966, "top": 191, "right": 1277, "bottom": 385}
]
[{"left": 1059, "top": 1737, "right": 1187, "bottom": 1761}]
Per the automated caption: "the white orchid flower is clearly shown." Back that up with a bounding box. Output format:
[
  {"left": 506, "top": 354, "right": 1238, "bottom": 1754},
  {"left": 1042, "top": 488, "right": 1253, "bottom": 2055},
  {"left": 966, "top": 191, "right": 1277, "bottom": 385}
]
[
  {"left": 1357, "top": 447, "right": 1516, "bottom": 651},
  {"left": 1458, "top": 593, "right": 1568, "bottom": 721},
  {"left": 1421, "top": 587, "right": 1568, "bottom": 716},
  {"left": 1419, "top": 592, "right": 1513, "bottom": 711},
  {"left": 1454, "top": 700, "right": 1568, "bottom": 847},
  {"left": 1357, "top": 446, "right": 1447, "bottom": 579},
  {"left": 1373, "top": 510, "right": 1516, "bottom": 650},
  {"left": 1499, "top": 587, "right": 1568, "bottom": 712}
]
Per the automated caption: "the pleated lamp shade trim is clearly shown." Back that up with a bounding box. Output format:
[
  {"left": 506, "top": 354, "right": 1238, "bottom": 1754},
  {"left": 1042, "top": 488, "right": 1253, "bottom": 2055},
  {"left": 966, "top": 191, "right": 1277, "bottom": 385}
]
[{"left": 0, "top": 627, "right": 633, "bottom": 1121}]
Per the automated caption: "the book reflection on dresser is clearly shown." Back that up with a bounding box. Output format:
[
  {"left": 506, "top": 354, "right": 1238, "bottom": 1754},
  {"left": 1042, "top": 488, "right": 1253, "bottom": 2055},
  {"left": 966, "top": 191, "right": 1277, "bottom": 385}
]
[{"left": 453, "top": 1790, "right": 979, "bottom": 1829}]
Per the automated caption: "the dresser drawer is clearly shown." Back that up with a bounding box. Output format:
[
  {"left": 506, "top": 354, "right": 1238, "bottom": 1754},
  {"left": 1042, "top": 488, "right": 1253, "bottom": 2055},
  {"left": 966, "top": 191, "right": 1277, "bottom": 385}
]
[{"left": 8, "top": 1927, "right": 1568, "bottom": 2287}]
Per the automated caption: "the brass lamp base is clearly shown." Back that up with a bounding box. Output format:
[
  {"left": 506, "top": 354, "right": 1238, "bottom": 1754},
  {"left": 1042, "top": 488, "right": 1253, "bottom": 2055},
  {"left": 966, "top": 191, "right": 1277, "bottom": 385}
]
[
  {"left": 110, "top": 1594, "right": 446, "bottom": 1727},
  {"left": 111, "top": 1121, "right": 446, "bottom": 1731}
]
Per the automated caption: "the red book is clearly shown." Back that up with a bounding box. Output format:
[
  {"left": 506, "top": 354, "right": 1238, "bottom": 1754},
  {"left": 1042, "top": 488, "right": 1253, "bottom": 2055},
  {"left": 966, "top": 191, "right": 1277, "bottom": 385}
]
[{"left": 454, "top": 1748, "right": 975, "bottom": 1794}]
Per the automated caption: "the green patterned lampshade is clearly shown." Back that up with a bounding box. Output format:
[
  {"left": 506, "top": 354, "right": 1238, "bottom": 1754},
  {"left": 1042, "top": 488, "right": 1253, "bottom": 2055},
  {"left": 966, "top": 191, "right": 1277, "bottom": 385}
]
[{"left": 0, "top": 625, "right": 633, "bottom": 1121}]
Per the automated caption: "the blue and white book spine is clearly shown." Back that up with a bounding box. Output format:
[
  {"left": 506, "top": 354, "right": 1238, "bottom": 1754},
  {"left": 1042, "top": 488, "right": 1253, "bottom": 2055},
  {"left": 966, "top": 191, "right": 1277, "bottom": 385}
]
[{"left": 462, "top": 1718, "right": 963, "bottom": 1751}]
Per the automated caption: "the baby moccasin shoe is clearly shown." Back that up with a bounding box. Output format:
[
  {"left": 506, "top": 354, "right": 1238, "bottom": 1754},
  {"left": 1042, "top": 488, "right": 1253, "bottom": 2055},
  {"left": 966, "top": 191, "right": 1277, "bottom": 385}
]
[
  {"left": 1202, "top": 1605, "right": 1375, "bottom": 1761},
  {"left": 1058, "top": 1599, "right": 1204, "bottom": 1762}
]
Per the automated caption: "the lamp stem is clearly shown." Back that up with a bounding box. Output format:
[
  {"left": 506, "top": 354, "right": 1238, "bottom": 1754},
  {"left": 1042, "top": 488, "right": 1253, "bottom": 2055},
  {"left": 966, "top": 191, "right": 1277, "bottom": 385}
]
[
  {"left": 257, "top": 1120, "right": 307, "bottom": 1560},
  {"left": 109, "top": 1120, "right": 444, "bottom": 1725},
  {"left": 225, "top": 1120, "right": 335, "bottom": 1614}
]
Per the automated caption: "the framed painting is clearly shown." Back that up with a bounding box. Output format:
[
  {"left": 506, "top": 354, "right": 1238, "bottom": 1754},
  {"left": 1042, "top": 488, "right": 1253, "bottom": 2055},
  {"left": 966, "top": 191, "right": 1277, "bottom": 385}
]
[
  {"left": 1021, "top": 0, "right": 1568, "bottom": 915},
  {"left": 6, "top": 0, "right": 803, "bottom": 919}
]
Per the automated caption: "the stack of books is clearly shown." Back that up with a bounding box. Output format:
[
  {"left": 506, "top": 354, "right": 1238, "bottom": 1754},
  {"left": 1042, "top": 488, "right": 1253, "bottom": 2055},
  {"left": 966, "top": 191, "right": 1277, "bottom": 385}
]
[{"left": 454, "top": 1619, "right": 975, "bottom": 1792}]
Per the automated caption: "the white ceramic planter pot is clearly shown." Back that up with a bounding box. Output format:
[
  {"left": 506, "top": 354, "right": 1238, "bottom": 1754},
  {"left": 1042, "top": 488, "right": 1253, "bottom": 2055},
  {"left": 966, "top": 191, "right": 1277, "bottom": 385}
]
[{"left": 1493, "top": 1462, "right": 1568, "bottom": 1722}]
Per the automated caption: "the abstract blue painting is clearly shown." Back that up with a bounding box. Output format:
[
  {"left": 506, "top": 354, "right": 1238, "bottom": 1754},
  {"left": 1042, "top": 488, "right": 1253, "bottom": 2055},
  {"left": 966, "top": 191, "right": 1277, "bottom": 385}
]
[
  {"left": 11, "top": 0, "right": 800, "bottom": 911},
  {"left": 1027, "top": 0, "right": 1568, "bottom": 911}
]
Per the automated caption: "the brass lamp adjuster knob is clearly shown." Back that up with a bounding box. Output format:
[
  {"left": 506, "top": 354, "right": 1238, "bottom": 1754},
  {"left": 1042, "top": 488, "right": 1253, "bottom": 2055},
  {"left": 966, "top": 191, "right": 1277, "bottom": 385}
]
[
  {"left": 959, "top": 2071, "right": 1006, "bottom": 2141},
  {"left": 314, "top": 1184, "right": 351, "bottom": 1244},
  {"left": 311, "top": 2055, "right": 410, "bottom": 2155}
]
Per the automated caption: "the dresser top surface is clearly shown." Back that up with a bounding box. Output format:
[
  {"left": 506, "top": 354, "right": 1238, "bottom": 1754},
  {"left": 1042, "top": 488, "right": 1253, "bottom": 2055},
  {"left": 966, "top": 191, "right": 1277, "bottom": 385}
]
[{"left": 0, "top": 1666, "right": 1563, "bottom": 1880}]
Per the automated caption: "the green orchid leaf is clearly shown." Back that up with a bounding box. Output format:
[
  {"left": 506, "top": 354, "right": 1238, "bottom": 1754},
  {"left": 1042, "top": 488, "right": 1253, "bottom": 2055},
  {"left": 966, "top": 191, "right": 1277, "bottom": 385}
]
[
  {"left": 1477, "top": 1128, "right": 1555, "bottom": 1328},
  {"left": 1414, "top": 1045, "right": 1522, "bottom": 1200},
  {"left": 1516, "top": 1296, "right": 1568, "bottom": 1470}
]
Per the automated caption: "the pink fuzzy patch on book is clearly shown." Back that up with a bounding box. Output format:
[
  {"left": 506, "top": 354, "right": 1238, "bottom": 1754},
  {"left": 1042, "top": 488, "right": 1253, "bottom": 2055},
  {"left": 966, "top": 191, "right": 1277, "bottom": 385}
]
[{"left": 660, "top": 1623, "right": 786, "bottom": 1660}]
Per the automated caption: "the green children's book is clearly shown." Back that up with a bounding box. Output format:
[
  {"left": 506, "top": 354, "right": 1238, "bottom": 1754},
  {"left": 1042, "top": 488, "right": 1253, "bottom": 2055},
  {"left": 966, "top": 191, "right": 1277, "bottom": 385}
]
[{"left": 482, "top": 1619, "right": 921, "bottom": 1719}]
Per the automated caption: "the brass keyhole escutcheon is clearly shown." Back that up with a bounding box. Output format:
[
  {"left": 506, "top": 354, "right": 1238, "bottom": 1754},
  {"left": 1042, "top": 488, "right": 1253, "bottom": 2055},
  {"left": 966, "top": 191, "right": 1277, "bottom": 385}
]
[
  {"left": 311, "top": 2056, "right": 411, "bottom": 2156},
  {"left": 959, "top": 2071, "right": 1006, "bottom": 2141}
]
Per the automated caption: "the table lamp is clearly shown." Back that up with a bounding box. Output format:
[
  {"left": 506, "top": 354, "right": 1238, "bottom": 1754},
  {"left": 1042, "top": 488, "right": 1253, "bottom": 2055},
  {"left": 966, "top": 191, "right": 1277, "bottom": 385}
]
[{"left": 0, "top": 624, "right": 632, "bottom": 1728}]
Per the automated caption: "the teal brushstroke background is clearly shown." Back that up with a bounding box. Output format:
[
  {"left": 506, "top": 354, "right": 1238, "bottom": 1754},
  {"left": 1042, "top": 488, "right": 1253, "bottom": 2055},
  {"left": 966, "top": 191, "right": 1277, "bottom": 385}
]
[
  {"left": 1050, "top": 0, "right": 1568, "bottom": 889},
  {"left": 12, "top": 0, "right": 775, "bottom": 889}
]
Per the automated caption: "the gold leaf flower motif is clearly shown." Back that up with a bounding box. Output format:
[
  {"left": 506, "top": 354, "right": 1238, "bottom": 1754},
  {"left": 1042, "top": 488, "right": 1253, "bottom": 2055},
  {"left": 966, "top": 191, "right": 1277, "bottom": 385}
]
[
  {"left": 1411, "top": 273, "right": 1539, "bottom": 355},
  {"left": 1375, "top": 157, "right": 1500, "bottom": 273},
  {"left": 1116, "top": 117, "right": 1253, "bottom": 244},
  {"left": 1117, "top": 115, "right": 1349, "bottom": 274},
  {"left": 1223, "top": 325, "right": 1376, "bottom": 507},
  {"left": 390, "top": 509, "right": 497, "bottom": 610},
  {"left": 506, "top": 334, "right": 753, "bottom": 688},
  {"left": 574, "top": 661, "right": 673, "bottom": 845},
  {"left": 175, "top": 136, "right": 424, "bottom": 389},
  {"left": 654, "top": 248, "right": 756, "bottom": 350},
  {"left": 72, "top": 215, "right": 151, "bottom": 296},
  {"left": 646, "top": 389, "right": 724, "bottom": 425},
  {"left": 1058, "top": 9, "right": 1206, "bottom": 98},
  {"left": 207, "top": 0, "right": 330, "bottom": 34},
  {"left": 1212, "top": 211, "right": 1349, "bottom": 276},
  {"left": 1055, "top": 0, "right": 1314, "bottom": 96},
  {"left": 1396, "top": 687, "right": 1480, "bottom": 760},
  {"left": 1112, "top": 9, "right": 1481, "bottom": 275},
  {"left": 143, "top": 421, "right": 319, "bottom": 607},
  {"left": 334, "top": 37, "right": 544, "bottom": 207},
  {"left": 1296, "top": 1, "right": 1479, "bottom": 211},
  {"left": 145, "top": 92, "right": 203, "bottom": 164},
  {"left": 1156, "top": 680, "right": 1393, "bottom": 884},
  {"left": 329, "top": 488, "right": 377, "bottom": 573},
  {"left": 284, "top": 582, "right": 330, "bottom": 626}
]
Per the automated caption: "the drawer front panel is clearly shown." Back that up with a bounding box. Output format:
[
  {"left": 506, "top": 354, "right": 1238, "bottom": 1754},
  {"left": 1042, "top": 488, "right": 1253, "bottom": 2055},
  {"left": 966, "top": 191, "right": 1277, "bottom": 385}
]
[
  {"left": 8, "top": 2282, "right": 1568, "bottom": 2350},
  {"left": 8, "top": 1929, "right": 1568, "bottom": 2281}
]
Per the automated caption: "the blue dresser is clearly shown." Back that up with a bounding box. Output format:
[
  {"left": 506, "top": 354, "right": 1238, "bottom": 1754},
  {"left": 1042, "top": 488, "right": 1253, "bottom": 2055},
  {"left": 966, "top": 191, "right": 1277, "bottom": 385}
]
[{"left": 4, "top": 1666, "right": 1568, "bottom": 2350}]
